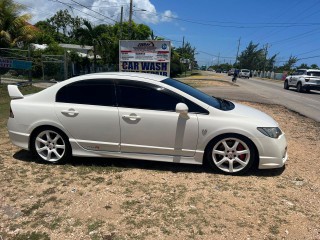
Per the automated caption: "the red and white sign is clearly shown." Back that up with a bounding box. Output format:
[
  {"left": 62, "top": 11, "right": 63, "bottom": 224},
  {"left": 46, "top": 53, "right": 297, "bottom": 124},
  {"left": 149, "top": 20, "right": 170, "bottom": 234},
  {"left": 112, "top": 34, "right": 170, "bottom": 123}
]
[{"left": 119, "top": 40, "right": 171, "bottom": 77}]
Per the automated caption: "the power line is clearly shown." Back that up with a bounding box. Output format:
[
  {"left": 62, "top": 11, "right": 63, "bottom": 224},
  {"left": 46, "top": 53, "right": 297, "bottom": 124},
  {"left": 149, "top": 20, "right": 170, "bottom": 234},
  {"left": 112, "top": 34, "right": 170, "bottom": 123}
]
[
  {"left": 69, "top": 0, "right": 117, "bottom": 23},
  {"left": 49, "top": 0, "right": 105, "bottom": 22},
  {"left": 133, "top": 7, "right": 320, "bottom": 29}
]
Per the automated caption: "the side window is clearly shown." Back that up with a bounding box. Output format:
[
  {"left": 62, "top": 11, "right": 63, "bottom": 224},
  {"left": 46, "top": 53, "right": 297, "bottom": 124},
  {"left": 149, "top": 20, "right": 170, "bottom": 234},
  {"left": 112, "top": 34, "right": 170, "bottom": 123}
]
[
  {"left": 184, "top": 98, "right": 209, "bottom": 114},
  {"left": 56, "top": 79, "right": 116, "bottom": 106},
  {"left": 117, "top": 81, "right": 181, "bottom": 111},
  {"left": 117, "top": 80, "right": 208, "bottom": 114}
]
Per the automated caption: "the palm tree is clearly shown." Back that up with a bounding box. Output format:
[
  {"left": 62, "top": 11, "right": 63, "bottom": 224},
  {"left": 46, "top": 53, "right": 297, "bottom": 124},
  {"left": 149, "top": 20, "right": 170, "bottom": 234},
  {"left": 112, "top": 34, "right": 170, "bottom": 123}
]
[
  {"left": 75, "top": 20, "right": 106, "bottom": 72},
  {"left": 0, "top": 0, "right": 37, "bottom": 48}
]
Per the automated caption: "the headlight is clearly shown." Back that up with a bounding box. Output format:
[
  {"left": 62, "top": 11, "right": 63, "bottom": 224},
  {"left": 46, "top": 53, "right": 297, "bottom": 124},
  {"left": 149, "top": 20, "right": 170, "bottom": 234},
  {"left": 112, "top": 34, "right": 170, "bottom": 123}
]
[{"left": 257, "top": 127, "right": 282, "bottom": 138}]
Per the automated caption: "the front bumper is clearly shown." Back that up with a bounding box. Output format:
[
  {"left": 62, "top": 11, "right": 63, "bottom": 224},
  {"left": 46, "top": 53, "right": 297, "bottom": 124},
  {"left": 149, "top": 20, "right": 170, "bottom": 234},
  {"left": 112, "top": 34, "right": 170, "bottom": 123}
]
[{"left": 256, "top": 133, "right": 288, "bottom": 169}]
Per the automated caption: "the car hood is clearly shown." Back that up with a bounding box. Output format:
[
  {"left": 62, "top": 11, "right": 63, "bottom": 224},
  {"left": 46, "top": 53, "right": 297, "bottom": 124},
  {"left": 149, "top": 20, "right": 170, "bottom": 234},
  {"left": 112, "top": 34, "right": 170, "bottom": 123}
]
[{"left": 226, "top": 102, "right": 279, "bottom": 126}]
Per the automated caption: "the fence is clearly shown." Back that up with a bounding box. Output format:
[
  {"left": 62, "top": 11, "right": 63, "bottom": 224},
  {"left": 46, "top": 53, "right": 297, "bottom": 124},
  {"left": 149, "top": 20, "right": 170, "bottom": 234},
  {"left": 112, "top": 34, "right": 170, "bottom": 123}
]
[
  {"left": 251, "top": 70, "right": 287, "bottom": 80},
  {"left": 0, "top": 47, "right": 117, "bottom": 84}
]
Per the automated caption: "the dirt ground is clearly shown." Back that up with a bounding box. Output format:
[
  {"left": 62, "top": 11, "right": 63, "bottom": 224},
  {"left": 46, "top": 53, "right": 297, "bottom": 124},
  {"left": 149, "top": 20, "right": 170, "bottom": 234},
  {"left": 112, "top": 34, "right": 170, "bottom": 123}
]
[{"left": 0, "top": 85, "right": 320, "bottom": 239}]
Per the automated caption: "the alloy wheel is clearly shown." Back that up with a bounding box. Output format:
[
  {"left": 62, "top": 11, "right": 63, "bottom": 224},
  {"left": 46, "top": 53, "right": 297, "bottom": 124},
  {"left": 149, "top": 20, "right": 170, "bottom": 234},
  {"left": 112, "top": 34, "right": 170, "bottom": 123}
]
[
  {"left": 211, "top": 138, "right": 251, "bottom": 173},
  {"left": 35, "top": 130, "right": 66, "bottom": 162}
]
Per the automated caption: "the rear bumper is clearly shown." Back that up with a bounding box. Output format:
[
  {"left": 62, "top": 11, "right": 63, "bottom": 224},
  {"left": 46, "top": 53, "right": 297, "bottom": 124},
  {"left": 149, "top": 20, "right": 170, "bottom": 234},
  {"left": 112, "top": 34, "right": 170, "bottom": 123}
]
[
  {"left": 7, "top": 118, "right": 30, "bottom": 150},
  {"left": 304, "top": 84, "right": 320, "bottom": 91},
  {"left": 8, "top": 130, "right": 29, "bottom": 150}
]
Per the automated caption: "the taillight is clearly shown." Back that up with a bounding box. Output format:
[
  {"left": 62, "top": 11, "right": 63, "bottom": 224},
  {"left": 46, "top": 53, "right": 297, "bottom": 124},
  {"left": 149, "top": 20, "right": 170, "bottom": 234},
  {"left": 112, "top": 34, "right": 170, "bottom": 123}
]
[{"left": 9, "top": 106, "right": 14, "bottom": 118}]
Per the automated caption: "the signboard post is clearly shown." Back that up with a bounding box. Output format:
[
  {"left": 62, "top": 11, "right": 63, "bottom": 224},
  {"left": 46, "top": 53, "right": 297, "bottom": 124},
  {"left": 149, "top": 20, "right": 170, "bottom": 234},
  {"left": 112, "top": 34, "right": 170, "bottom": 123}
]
[{"left": 119, "top": 40, "right": 171, "bottom": 77}]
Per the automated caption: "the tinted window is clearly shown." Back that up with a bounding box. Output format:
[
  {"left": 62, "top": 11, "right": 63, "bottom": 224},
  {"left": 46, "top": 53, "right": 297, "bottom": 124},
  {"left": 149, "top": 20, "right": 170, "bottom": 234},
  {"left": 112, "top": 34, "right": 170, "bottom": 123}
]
[
  {"left": 162, "top": 78, "right": 221, "bottom": 109},
  {"left": 117, "top": 80, "right": 208, "bottom": 114},
  {"left": 56, "top": 80, "right": 116, "bottom": 106},
  {"left": 307, "top": 71, "right": 320, "bottom": 77},
  {"left": 117, "top": 81, "right": 180, "bottom": 111}
]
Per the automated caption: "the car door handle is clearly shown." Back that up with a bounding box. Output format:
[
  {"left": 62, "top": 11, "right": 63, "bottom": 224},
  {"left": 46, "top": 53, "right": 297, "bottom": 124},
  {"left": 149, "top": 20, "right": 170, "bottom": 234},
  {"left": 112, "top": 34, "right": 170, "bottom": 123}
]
[
  {"left": 122, "top": 114, "right": 141, "bottom": 120},
  {"left": 61, "top": 109, "right": 79, "bottom": 117}
]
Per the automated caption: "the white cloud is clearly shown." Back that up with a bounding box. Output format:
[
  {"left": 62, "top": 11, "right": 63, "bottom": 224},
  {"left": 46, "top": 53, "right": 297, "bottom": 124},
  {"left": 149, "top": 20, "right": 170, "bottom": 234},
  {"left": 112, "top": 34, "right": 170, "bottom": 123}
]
[
  {"left": 15, "top": 0, "right": 177, "bottom": 25},
  {"left": 160, "top": 10, "right": 177, "bottom": 22}
]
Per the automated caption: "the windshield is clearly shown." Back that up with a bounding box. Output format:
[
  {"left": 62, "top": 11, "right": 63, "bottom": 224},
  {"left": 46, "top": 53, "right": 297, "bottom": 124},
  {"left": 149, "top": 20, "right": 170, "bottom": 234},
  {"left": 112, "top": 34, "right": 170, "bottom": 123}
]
[
  {"left": 307, "top": 71, "right": 320, "bottom": 77},
  {"left": 242, "top": 69, "right": 250, "bottom": 72},
  {"left": 162, "top": 78, "right": 221, "bottom": 109}
]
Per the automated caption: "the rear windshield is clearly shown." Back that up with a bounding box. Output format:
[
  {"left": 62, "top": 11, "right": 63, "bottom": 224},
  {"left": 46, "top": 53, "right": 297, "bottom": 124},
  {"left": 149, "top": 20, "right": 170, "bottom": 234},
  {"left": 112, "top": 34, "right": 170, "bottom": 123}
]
[
  {"left": 307, "top": 71, "right": 320, "bottom": 77},
  {"left": 242, "top": 70, "right": 250, "bottom": 72}
]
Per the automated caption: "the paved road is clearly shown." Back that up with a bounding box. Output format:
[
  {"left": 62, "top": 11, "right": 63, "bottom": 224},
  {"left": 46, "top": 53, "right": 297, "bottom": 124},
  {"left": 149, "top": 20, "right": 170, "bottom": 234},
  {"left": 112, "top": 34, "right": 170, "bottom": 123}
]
[{"left": 198, "top": 73, "right": 320, "bottom": 122}]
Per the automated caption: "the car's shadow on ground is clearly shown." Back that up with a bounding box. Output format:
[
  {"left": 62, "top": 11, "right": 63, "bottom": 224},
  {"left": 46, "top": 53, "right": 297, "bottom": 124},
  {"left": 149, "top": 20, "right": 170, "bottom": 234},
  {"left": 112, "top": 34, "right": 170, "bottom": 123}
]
[
  {"left": 288, "top": 89, "right": 320, "bottom": 95},
  {"left": 13, "top": 149, "right": 285, "bottom": 177}
]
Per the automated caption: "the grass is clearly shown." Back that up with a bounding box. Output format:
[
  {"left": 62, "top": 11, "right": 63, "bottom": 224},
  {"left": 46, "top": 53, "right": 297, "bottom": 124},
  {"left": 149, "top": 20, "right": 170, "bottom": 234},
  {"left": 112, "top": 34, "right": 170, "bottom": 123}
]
[{"left": 11, "top": 231, "right": 50, "bottom": 240}]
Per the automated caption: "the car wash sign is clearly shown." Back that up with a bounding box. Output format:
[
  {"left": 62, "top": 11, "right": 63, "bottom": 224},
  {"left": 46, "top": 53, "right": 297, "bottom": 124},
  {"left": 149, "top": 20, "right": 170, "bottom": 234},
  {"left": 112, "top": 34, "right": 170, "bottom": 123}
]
[{"left": 119, "top": 40, "right": 171, "bottom": 77}]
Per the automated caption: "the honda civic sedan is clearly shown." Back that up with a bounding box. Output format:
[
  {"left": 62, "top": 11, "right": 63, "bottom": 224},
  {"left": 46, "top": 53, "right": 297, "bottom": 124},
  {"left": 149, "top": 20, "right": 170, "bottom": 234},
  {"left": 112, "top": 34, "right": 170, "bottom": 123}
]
[{"left": 7, "top": 72, "right": 288, "bottom": 175}]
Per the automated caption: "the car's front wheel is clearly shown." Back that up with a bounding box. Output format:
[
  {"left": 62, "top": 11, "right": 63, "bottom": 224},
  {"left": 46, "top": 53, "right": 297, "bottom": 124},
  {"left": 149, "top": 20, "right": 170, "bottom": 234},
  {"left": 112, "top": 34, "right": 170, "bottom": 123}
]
[
  {"left": 284, "top": 80, "right": 289, "bottom": 90},
  {"left": 31, "top": 127, "right": 71, "bottom": 164},
  {"left": 206, "top": 134, "right": 256, "bottom": 175}
]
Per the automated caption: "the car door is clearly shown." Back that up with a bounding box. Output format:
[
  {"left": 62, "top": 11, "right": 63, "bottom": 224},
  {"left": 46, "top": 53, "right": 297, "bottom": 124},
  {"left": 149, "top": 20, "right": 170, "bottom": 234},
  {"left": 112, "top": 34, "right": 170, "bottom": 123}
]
[
  {"left": 54, "top": 79, "right": 120, "bottom": 152},
  {"left": 289, "top": 72, "right": 297, "bottom": 86},
  {"left": 116, "top": 80, "right": 199, "bottom": 157}
]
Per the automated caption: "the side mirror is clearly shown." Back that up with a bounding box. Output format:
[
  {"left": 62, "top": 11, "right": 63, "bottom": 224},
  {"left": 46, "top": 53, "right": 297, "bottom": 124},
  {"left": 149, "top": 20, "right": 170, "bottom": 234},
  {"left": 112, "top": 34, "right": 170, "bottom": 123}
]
[{"left": 176, "top": 103, "right": 188, "bottom": 114}]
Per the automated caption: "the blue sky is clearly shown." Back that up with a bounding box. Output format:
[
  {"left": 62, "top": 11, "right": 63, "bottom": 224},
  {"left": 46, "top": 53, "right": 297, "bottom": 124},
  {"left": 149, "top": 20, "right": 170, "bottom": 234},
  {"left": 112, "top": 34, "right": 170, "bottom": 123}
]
[{"left": 18, "top": 0, "right": 320, "bottom": 67}]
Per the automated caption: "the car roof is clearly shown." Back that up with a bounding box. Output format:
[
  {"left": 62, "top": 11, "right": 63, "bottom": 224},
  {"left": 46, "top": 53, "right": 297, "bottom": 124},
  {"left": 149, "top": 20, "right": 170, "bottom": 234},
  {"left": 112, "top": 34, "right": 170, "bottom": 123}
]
[
  {"left": 297, "top": 69, "right": 320, "bottom": 72},
  {"left": 81, "top": 72, "right": 168, "bottom": 82}
]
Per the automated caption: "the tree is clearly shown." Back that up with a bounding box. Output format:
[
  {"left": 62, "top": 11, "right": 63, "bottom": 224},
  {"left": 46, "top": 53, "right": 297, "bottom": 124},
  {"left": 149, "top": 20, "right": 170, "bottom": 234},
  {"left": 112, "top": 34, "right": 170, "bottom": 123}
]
[
  {"left": 237, "top": 41, "right": 264, "bottom": 70},
  {"left": 297, "top": 63, "right": 309, "bottom": 69},
  {"left": 281, "top": 56, "right": 298, "bottom": 71},
  {"left": 48, "top": 9, "right": 72, "bottom": 35},
  {"left": 34, "top": 21, "right": 56, "bottom": 44},
  {"left": 75, "top": 20, "right": 106, "bottom": 72},
  {"left": 310, "top": 64, "right": 318, "bottom": 69},
  {"left": 0, "top": 0, "right": 37, "bottom": 47}
]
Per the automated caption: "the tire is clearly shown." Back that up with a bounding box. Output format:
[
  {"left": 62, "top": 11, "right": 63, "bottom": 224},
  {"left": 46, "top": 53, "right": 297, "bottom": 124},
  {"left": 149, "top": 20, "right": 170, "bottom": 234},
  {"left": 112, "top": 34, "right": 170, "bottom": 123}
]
[
  {"left": 205, "top": 134, "right": 256, "bottom": 175},
  {"left": 297, "top": 82, "right": 304, "bottom": 93},
  {"left": 30, "top": 127, "right": 71, "bottom": 164},
  {"left": 284, "top": 80, "right": 289, "bottom": 90}
]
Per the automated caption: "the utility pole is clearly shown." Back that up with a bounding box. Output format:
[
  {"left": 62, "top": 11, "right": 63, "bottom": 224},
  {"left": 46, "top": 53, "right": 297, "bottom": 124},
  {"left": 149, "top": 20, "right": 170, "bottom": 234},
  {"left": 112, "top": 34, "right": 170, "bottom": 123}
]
[
  {"left": 128, "top": 0, "right": 133, "bottom": 39},
  {"left": 64, "top": 50, "right": 68, "bottom": 80},
  {"left": 28, "top": 44, "right": 32, "bottom": 82},
  {"left": 217, "top": 52, "right": 220, "bottom": 65},
  {"left": 235, "top": 37, "right": 241, "bottom": 67},
  {"left": 119, "top": 6, "right": 123, "bottom": 39},
  {"left": 182, "top": 36, "right": 187, "bottom": 76},
  {"left": 263, "top": 43, "right": 269, "bottom": 77}
]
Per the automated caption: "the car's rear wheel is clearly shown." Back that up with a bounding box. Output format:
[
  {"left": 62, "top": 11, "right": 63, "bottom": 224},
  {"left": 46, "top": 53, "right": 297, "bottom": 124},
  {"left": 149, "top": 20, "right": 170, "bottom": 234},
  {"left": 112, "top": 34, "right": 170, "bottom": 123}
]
[
  {"left": 284, "top": 80, "right": 289, "bottom": 90},
  {"left": 206, "top": 134, "right": 256, "bottom": 175},
  {"left": 297, "top": 82, "right": 303, "bottom": 92},
  {"left": 31, "top": 128, "right": 71, "bottom": 164}
]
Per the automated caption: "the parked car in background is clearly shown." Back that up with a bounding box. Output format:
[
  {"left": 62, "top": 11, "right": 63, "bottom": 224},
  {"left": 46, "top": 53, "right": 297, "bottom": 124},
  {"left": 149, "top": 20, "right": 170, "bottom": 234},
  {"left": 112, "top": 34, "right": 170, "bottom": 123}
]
[
  {"left": 7, "top": 72, "right": 287, "bottom": 175},
  {"left": 239, "top": 69, "right": 250, "bottom": 78},
  {"left": 228, "top": 68, "right": 235, "bottom": 76},
  {"left": 284, "top": 69, "right": 320, "bottom": 93}
]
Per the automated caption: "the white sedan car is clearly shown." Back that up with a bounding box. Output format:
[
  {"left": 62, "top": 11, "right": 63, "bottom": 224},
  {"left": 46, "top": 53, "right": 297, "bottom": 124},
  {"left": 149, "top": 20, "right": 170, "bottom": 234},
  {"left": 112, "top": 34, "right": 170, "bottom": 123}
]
[{"left": 7, "top": 72, "right": 288, "bottom": 175}]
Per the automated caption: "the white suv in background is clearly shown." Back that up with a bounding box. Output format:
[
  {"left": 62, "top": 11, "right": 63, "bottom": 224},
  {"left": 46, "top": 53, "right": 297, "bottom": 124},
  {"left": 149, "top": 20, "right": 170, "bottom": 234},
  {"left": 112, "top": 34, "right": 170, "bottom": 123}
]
[
  {"left": 238, "top": 69, "right": 250, "bottom": 78},
  {"left": 284, "top": 69, "right": 320, "bottom": 93}
]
